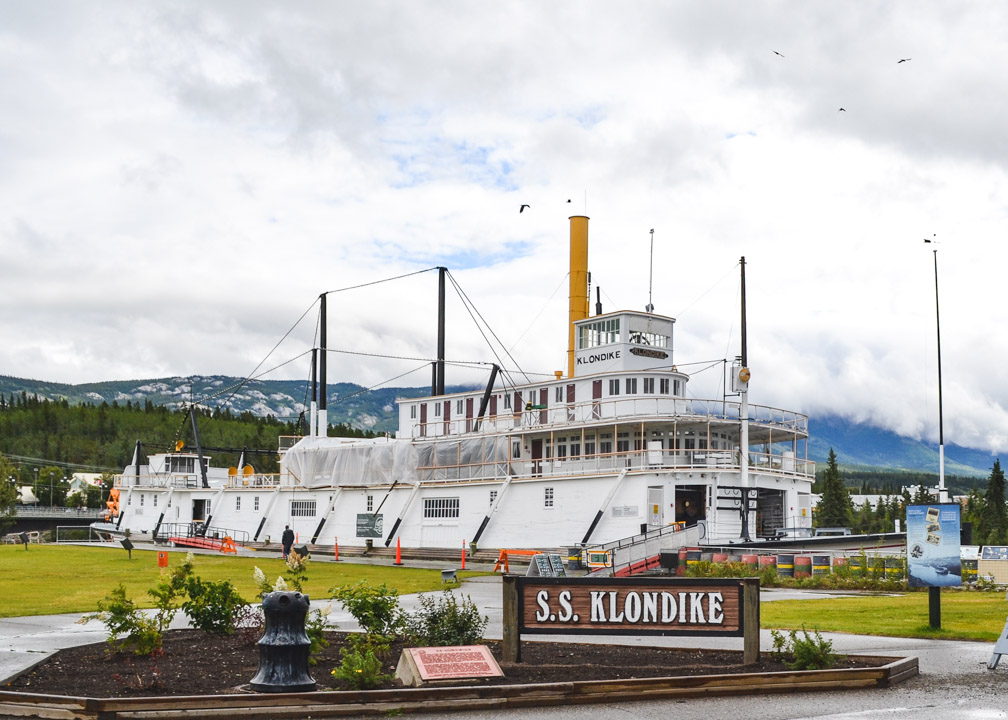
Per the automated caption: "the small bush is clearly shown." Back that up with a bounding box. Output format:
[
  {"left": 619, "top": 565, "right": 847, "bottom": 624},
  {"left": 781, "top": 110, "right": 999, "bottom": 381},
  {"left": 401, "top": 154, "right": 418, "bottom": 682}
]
[
  {"left": 81, "top": 585, "right": 163, "bottom": 656},
  {"left": 331, "top": 581, "right": 405, "bottom": 636},
  {"left": 406, "top": 590, "right": 488, "bottom": 646},
  {"left": 182, "top": 577, "right": 247, "bottom": 636},
  {"left": 331, "top": 634, "right": 391, "bottom": 689},
  {"left": 770, "top": 627, "right": 839, "bottom": 670},
  {"left": 305, "top": 602, "right": 335, "bottom": 665}
]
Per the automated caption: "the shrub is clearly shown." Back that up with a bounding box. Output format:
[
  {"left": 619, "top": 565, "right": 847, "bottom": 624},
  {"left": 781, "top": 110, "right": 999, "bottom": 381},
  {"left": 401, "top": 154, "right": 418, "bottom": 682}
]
[
  {"left": 182, "top": 577, "right": 247, "bottom": 636},
  {"left": 770, "top": 627, "right": 839, "bottom": 670},
  {"left": 331, "top": 581, "right": 405, "bottom": 636},
  {"left": 81, "top": 585, "right": 164, "bottom": 656},
  {"left": 406, "top": 590, "right": 488, "bottom": 646},
  {"left": 305, "top": 602, "right": 335, "bottom": 665},
  {"left": 331, "top": 634, "right": 391, "bottom": 690}
]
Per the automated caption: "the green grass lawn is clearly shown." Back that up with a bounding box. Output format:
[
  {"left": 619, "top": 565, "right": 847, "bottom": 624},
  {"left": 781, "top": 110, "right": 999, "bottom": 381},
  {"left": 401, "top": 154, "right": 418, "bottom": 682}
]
[
  {"left": 761, "top": 592, "right": 1008, "bottom": 642},
  {"left": 0, "top": 545, "right": 486, "bottom": 617}
]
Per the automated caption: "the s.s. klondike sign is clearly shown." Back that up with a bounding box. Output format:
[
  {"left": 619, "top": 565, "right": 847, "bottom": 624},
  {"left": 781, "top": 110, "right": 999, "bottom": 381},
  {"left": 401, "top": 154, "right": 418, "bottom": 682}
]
[{"left": 502, "top": 576, "right": 760, "bottom": 664}]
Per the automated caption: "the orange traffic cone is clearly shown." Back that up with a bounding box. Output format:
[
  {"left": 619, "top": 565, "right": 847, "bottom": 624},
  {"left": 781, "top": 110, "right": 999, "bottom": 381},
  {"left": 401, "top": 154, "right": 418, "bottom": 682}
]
[
  {"left": 461, "top": 539, "right": 466, "bottom": 570},
  {"left": 394, "top": 536, "right": 403, "bottom": 566}
]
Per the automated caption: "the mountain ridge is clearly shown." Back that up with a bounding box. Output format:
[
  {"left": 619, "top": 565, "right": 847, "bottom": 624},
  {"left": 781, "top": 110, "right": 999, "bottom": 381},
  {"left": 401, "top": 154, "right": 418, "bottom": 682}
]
[{"left": 0, "top": 374, "right": 997, "bottom": 477}]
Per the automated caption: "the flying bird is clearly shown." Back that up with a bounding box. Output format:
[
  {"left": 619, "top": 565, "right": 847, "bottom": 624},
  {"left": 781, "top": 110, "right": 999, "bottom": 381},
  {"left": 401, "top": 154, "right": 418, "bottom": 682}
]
[
  {"left": 773, "top": 50, "right": 784, "bottom": 57},
  {"left": 519, "top": 204, "right": 530, "bottom": 213},
  {"left": 838, "top": 107, "right": 846, "bottom": 112},
  {"left": 897, "top": 58, "right": 911, "bottom": 63}
]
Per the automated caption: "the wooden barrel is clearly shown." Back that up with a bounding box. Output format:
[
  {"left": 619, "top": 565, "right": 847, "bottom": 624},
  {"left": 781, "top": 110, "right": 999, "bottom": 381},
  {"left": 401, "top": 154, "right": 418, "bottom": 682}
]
[
  {"left": 794, "top": 555, "right": 812, "bottom": 578},
  {"left": 847, "top": 555, "right": 863, "bottom": 574},
  {"left": 776, "top": 553, "right": 795, "bottom": 577},
  {"left": 712, "top": 552, "right": 729, "bottom": 564},
  {"left": 758, "top": 554, "right": 777, "bottom": 572},
  {"left": 741, "top": 554, "right": 759, "bottom": 569},
  {"left": 812, "top": 554, "right": 831, "bottom": 576},
  {"left": 699, "top": 551, "right": 714, "bottom": 563},
  {"left": 833, "top": 556, "right": 848, "bottom": 568},
  {"left": 686, "top": 550, "right": 701, "bottom": 570}
]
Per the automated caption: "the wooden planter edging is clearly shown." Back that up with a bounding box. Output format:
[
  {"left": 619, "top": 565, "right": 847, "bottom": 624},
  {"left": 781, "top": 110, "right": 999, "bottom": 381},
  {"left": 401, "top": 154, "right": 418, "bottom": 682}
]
[{"left": 0, "top": 655, "right": 917, "bottom": 720}]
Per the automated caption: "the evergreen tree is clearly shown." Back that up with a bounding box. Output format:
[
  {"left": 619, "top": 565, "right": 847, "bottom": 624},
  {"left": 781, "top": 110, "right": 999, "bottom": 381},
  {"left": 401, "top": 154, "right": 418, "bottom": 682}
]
[
  {"left": 0, "top": 454, "right": 17, "bottom": 530},
  {"left": 978, "top": 459, "right": 1008, "bottom": 545},
  {"left": 816, "top": 448, "right": 852, "bottom": 527}
]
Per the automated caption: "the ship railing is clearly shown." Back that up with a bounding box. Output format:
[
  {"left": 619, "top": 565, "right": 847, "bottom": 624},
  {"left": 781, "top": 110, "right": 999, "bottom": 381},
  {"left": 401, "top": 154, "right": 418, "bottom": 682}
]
[
  {"left": 410, "top": 395, "right": 809, "bottom": 438},
  {"left": 225, "top": 473, "right": 282, "bottom": 488},
  {"left": 417, "top": 446, "right": 815, "bottom": 482},
  {"left": 113, "top": 473, "right": 204, "bottom": 489},
  {"left": 153, "top": 522, "right": 250, "bottom": 546}
]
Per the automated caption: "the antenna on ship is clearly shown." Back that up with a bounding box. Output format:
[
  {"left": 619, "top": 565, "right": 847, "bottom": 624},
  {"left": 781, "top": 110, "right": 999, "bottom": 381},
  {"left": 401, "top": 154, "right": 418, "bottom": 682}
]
[{"left": 646, "top": 229, "right": 655, "bottom": 313}]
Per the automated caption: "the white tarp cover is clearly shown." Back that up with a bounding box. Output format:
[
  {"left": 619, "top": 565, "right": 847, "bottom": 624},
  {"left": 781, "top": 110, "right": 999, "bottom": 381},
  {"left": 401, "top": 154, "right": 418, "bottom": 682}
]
[{"left": 282, "top": 435, "right": 511, "bottom": 488}]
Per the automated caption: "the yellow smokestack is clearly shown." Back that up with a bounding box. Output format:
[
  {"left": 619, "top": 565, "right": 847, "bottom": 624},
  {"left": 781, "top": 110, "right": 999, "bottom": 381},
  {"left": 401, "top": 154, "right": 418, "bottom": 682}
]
[{"left": 568, "top": 215, "right": 589, "bottom": 377}]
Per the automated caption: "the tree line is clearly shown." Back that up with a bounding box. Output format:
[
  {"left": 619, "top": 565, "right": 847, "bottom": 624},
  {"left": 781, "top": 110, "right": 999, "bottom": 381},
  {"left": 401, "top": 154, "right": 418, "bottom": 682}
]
[
  {"left": 817, "top": 448, "right": 1008, "bottom": 543},
  {"left": 0, "top": 393, "right": 377, "bottom": 528}
]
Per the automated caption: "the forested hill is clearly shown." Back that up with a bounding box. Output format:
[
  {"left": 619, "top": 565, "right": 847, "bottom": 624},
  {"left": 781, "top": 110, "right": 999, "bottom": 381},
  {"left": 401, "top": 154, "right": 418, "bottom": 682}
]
[
  {"left": 0, "top": 374, "right": 481, "bottom": 435},
  {"left": 0, "top": 394, "right": 315, "bottom": 473}
]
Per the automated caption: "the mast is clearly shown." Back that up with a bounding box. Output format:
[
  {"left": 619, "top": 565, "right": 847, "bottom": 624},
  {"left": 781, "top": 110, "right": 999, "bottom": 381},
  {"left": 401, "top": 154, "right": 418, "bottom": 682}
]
[
  {"left": 318, "top": 293, "right": 327, "bottom": 437},
  {"left": 568, "top": 216, "right": 590, "bottom": 378},
  {"left": 739, "top": 256, "right": 751, "bottom": 541},
  {"left": 309, "top": 348, "right": 318, "bottom": 438},
  {"left": 436, "top": 267, "right": 446, "bottom": 395}
]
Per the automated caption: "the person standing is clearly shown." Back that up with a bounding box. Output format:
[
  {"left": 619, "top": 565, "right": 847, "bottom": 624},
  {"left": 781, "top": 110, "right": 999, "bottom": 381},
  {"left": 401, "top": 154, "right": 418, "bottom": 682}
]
[{"left": 281, "top": 525, "right": 294, "bottom": 559}]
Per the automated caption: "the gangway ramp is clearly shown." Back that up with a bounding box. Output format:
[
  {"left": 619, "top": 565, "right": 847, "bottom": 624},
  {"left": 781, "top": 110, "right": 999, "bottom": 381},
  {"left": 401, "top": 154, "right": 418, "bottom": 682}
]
[{"left": 587, "top": 523, "right": 702, "bottom": 577}]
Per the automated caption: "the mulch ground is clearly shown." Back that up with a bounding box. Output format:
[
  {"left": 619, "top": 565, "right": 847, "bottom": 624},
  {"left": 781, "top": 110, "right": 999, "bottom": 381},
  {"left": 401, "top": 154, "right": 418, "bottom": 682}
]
[{"left": 6, "top": 630, "right": 881, "bottom": 698}]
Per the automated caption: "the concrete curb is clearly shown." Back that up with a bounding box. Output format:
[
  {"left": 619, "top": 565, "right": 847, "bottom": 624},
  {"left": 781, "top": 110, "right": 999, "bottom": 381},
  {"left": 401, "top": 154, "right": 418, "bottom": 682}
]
[{"left": 0, "top": 655, "right": 917, "bottom": 719}]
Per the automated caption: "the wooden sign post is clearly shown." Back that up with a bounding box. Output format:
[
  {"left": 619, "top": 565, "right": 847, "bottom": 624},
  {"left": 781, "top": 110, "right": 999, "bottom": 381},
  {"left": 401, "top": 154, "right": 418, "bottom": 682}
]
[{"left": 502, "top": 576, "right": 759, "bottom": 665}]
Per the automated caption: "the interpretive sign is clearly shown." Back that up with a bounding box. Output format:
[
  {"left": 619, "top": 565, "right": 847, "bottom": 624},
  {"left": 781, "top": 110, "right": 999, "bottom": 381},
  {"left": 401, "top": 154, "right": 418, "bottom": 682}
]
[
  {"left": 355, "top": 513, "right": 383, "bottom": 538},
  {"left": 395, "top": 645, "right": 503, "bottom": 687},
  {"left": 527, "top": 553, "right": 567, "bottom": 577},
  {"left": 907, "top": 503, "right": 961, "bottom": 588},
  {"left": 502, "top": 575, "right": 759, "bottom": 665}
]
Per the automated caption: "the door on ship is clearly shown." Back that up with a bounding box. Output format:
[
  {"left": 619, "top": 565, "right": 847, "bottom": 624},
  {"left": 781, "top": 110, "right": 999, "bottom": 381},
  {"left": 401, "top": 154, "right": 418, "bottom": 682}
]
[
  {"left": 531, "top": 439, "right": 543, "bottom": 477},
  {"left": 675, "top": 486, "right": 706, "bottom": 527},
  {"left": 647, "top": 486, "right": 664, "bottom": 529},
  {"left": 192, "top": 499, "right": 207, "bottom": 522}
]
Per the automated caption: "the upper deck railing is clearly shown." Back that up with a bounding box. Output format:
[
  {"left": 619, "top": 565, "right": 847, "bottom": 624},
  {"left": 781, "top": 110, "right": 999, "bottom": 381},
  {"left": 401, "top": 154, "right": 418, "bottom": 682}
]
[{"left": 409, "top": 395, "right": 808, "bottom": 439}]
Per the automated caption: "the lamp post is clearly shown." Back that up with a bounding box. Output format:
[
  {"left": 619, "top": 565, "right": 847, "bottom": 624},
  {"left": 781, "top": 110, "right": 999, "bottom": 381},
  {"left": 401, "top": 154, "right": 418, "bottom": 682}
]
[{"left": 924, "top": 237, "right": 948, "bottom": 503}]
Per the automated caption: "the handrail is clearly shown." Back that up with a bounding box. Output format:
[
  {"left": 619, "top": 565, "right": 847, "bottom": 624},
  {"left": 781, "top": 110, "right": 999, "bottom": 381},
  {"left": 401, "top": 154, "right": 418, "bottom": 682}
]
[{"left": 410, "top": 395, "right": 809, "bottom": 439}]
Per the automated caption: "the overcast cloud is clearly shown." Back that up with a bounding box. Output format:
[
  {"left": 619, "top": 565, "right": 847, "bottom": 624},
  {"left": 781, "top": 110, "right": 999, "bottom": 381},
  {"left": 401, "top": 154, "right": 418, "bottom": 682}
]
[{"left": 3, "top": 1, "right": 1008, "bottom": 452}]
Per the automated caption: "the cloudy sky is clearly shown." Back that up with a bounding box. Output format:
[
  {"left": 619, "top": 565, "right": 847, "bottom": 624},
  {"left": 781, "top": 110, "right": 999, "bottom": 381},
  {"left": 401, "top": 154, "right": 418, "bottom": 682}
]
[{"left": 4, "top": 2, "right": 1008, "bottom": 452}]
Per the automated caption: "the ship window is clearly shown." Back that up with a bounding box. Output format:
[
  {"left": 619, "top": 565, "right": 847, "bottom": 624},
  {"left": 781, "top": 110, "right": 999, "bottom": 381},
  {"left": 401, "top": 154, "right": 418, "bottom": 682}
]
[
  {"left": 617, "top": 432, "right": 630, "bottom": 453},
  {"left": 410, "top": 405, "right": 417, "bottom": 419},
  {"left": 557, "top": 443, "right": 567, "bottom": 459},
  {"left": 570, "top": 440, "right": 581, "bottom": 458},
  {"left": 434, "top": 403, "right": 441, "bottom": 417},
  {"left": 290, "top": 500, "right": 317, "bottom": 517},
  {"left": 660, "top": 378, "right": 670, "bottom": 395},
  {"left": 578, "top": 318, "right": 620, "bottom": 349},
  {"left": 625, "top": 378, "right": 637, "bottom": 394},
  {"left": 235, "top": 496, "right": 241, "bottom": 511},
  {"left": 584, "top": 436, "right": 596, "bottom": 456},
  {"left": 608, "top": 379, "right": 620, "bottom": 396},
  {"left": 456, "top": 400, "right": 463, "bottom": 414},
  {"left": 153, "top": 494, "right": 158, "bottom": 507},
  {"left": 490, "top": 490, "right": 497, "bottom": 507},
  {"left": 140, "top": 494, "right": 144, "bottom": 506},
  {"left": 504, "top": 394, "right": 511, "bottom": 409},
  {"left": 254, "top": 496, "right": 260, "bottom": 512},
  {"left": 643, "top": 377, "right": 654, "bottom": 394},
  {"left": 555, "top": 387, "right": 563, "bottom": 402},
  {"left": 600, "top": 433, "right": 613, "bottom": 455},
  {"left": 512, "top": 441, "right": 521, "bottom": 458},
  {"left": 423, "top": 497, "right": 459, "bottom": 519},
  {"left": 367, "top": 494, "right": 373, "bottom": 512},
  {"left": 628, "top": 330, "right": 668, "bottom": 348},
  {"left": 544, "top": 487, "right": 554, "bottom": 508}
]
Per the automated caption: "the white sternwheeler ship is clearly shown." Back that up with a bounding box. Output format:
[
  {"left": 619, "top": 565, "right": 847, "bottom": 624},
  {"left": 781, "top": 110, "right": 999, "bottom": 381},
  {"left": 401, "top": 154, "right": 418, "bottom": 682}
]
[{"left": 97, "top": 216, "right": 816, "bottom": 553}]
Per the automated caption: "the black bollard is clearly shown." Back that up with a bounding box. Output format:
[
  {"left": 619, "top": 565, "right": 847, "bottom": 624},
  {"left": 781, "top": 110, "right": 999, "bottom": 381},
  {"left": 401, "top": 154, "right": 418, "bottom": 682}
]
[{"left": 250, "top": 591, "right": 316, "bottom": 692}]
